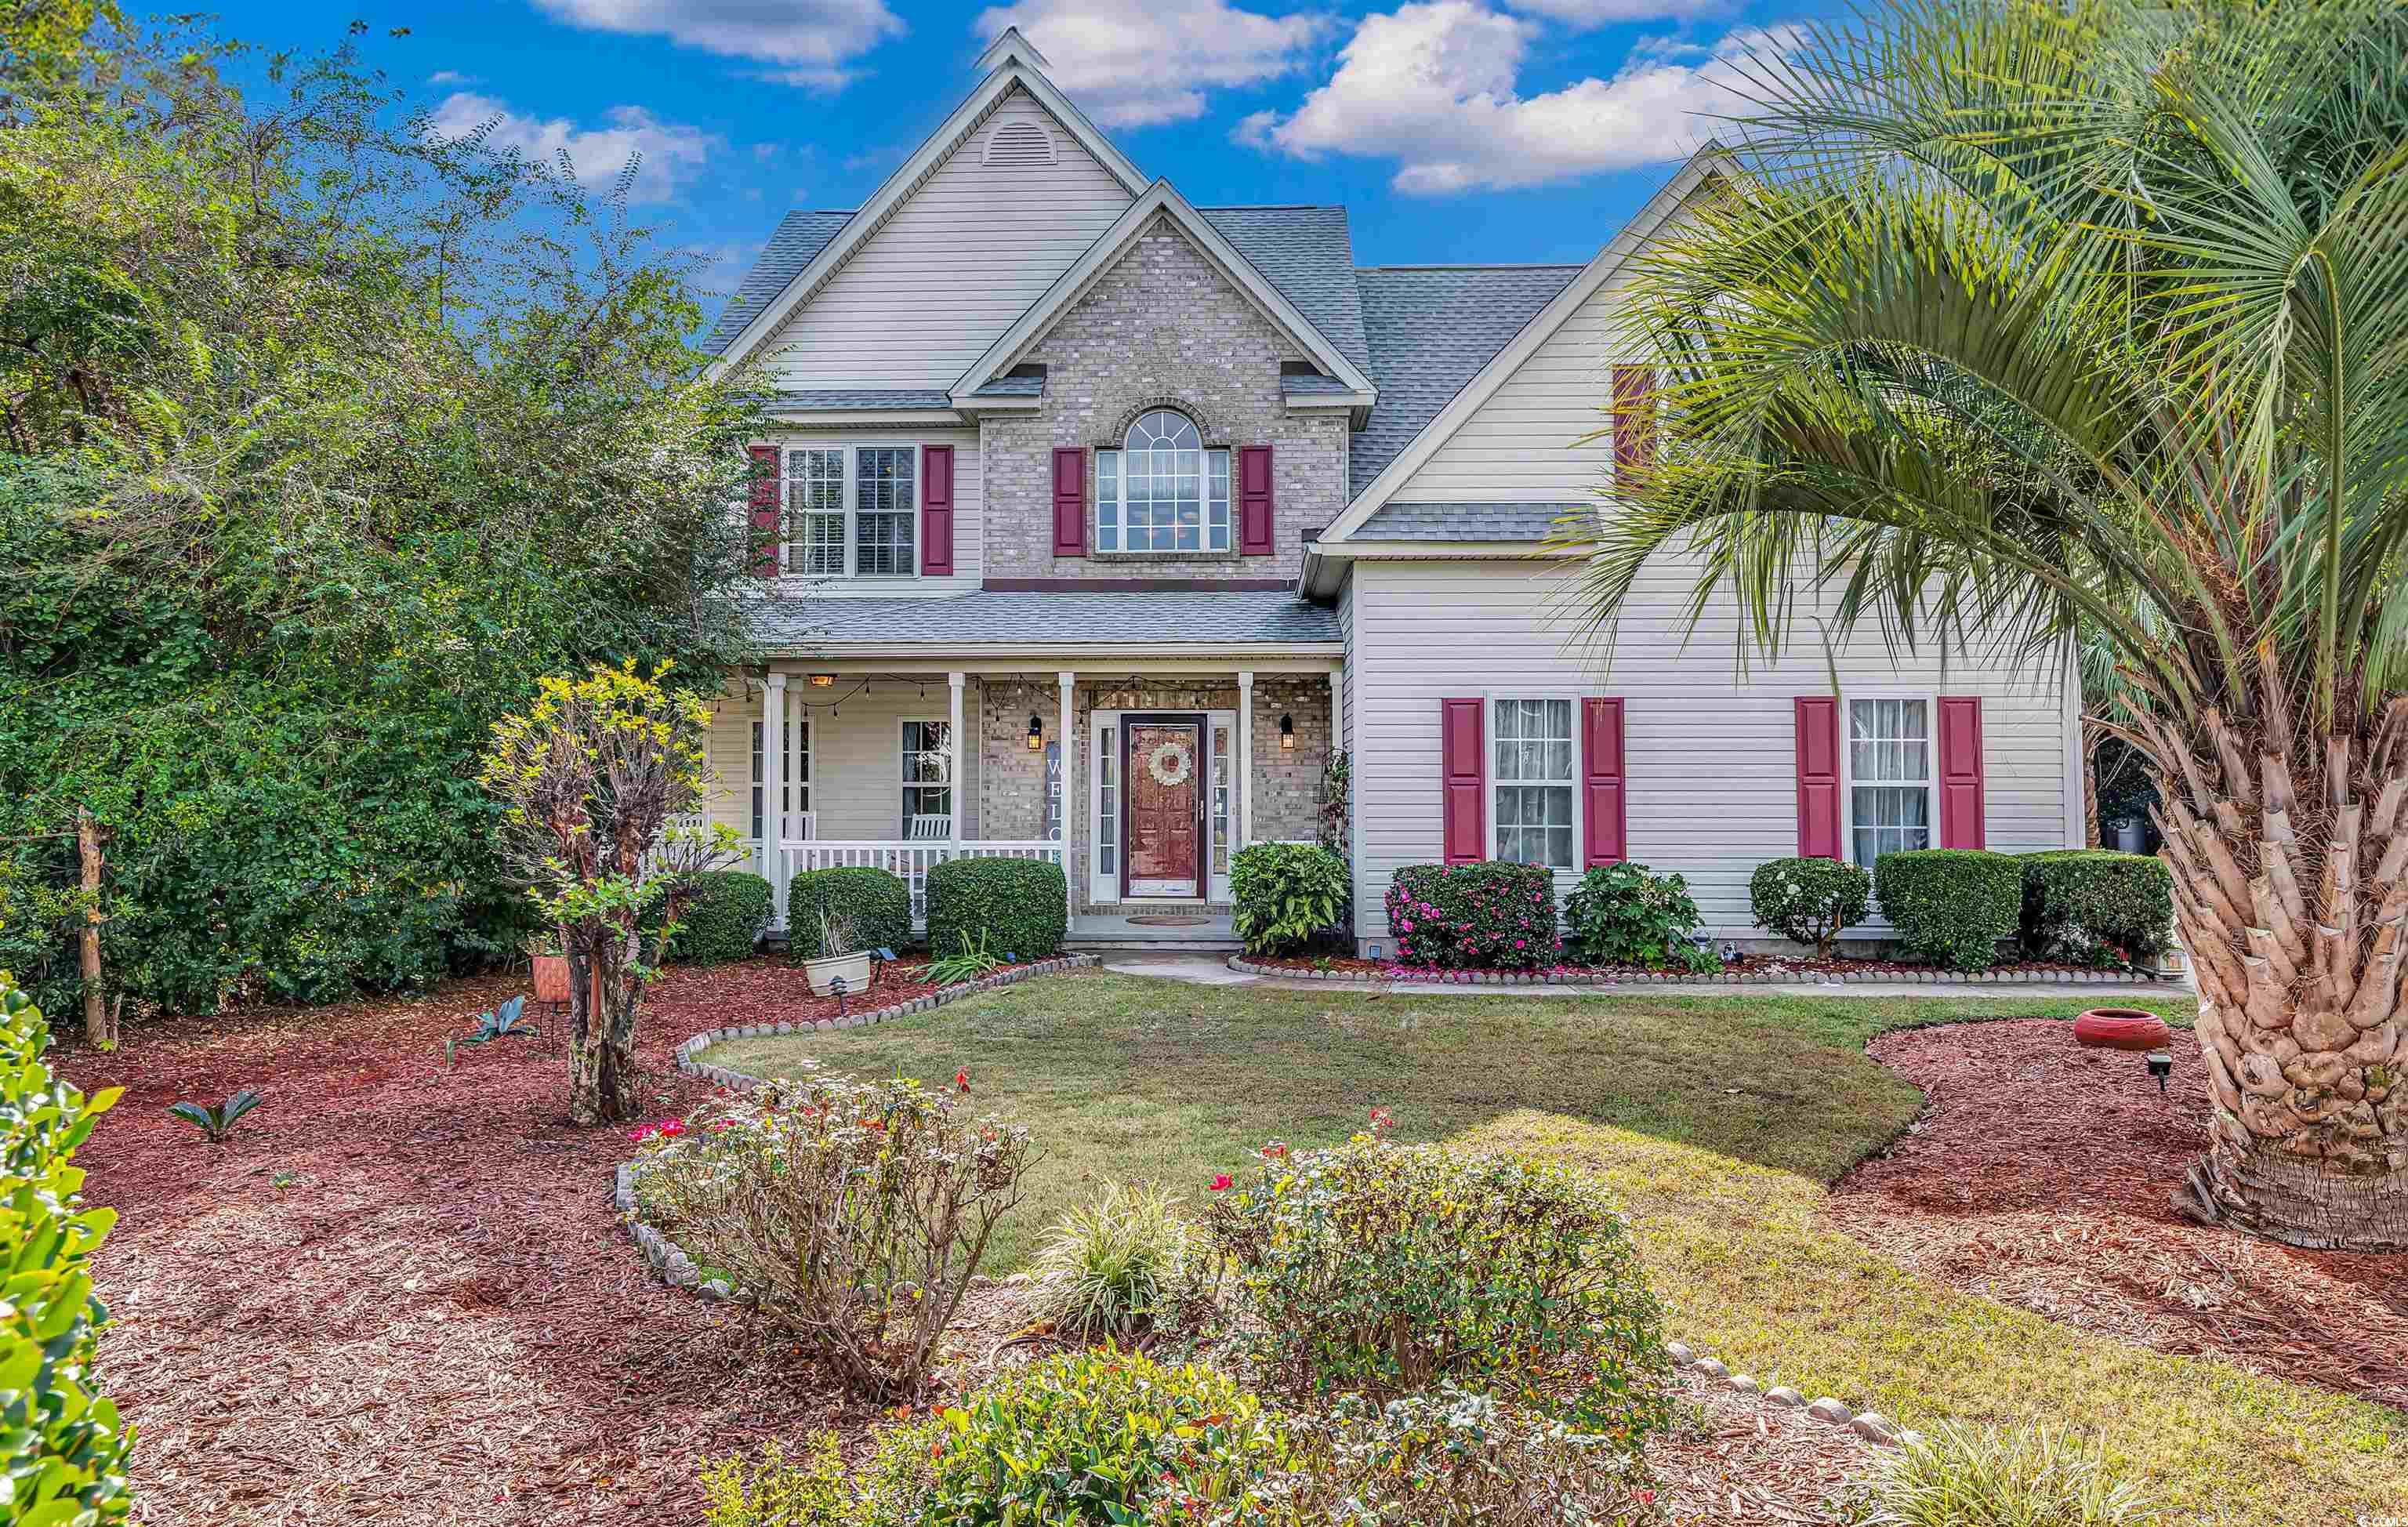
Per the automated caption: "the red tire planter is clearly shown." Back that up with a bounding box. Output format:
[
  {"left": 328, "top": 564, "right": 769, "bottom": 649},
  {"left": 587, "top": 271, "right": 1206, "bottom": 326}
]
[{"left": 2073, "top": 1007, "right": 2171, "bottom": 1051}]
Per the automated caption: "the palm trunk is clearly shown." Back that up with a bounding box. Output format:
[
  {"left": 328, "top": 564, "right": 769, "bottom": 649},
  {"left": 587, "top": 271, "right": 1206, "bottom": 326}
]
[{"left": 2160, "top": 700, "right": 2408, "bottom": 1250}]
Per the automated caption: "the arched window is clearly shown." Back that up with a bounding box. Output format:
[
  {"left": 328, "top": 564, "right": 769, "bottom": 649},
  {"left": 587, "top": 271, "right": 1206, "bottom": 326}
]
[{"left": 1095, "top": 409, "right": 1231, "bottom": 553}]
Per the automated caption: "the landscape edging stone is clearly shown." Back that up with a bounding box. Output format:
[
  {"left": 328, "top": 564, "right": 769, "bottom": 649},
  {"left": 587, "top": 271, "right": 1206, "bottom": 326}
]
[{"left": 1224, "top": 956, "right": 2170, "bottom": 990}]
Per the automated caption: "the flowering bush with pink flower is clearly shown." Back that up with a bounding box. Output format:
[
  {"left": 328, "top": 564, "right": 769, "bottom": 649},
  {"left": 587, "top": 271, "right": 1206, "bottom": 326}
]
[
  {"left": 1384, "top": 863, "right": 1560, "bottom": 970},
  {"left": 629, "top": 1059, "right": 1035, "bottom": 1398}
]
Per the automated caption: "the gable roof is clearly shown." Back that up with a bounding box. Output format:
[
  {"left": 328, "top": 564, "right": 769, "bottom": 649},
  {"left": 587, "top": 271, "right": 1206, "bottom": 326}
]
[
  {"left": 702, "top": 38, "right": 1148, "bottom": 377},
  {"left": 1351, "top": 501, "right": 1583, "bottom": 542},
  {"left": 701, "top": 210, "right": 854, "bottom": 357},
  {"left": 1349, "top": 265, "right": 1584, "bottom": 497},
  {"left": 745, "top": 589, "right": 1340, "bottom": 651},
  {"left": 950, "top": 181, "right": 1379, "bottom": 405},
  {"left": 1195, "top": 206, "right": 1370, "bottom": 376}
]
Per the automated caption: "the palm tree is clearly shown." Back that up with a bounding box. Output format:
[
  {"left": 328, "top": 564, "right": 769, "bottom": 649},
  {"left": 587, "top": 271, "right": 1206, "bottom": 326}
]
[{"left": 1567, "top": 0, "right": 2408, "bottom": 1249}]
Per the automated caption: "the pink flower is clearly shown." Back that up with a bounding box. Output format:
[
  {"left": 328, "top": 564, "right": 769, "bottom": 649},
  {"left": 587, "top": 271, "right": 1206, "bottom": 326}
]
[
  {"left": 656, "top": 1118, "right": 687, "bottom": 1139},
  {"left": 1209, "top": 1174, "right": 1233, "bottom": 1191},
  {"left": 627, "top": 1125, "right": 655, "bottom": 1143}
]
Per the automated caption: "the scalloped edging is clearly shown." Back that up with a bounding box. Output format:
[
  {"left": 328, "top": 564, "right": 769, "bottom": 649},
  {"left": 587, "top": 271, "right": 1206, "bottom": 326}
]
[
  {"left": 1225, "top": 956, "right": 2174, "bottom": 988},
  {"left": 1666, "top": 1340, "right": 1920, "bottom": 1450}
]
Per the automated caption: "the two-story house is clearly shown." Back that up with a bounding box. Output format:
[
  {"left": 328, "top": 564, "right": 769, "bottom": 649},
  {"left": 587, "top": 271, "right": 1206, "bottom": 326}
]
[{"left": 699, "top": 29, "right": 2083, "bottom": 954}]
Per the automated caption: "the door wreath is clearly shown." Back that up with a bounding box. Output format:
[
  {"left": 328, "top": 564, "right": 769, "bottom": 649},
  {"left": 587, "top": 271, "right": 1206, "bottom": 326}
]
[{"left": 1146, "top": 738, "right": 1195, "bottom": 787}]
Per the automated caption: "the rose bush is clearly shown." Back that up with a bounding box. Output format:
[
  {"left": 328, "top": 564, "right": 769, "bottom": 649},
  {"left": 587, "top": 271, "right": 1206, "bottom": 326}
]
[{"left": 1384, "top": 864, "right": 1559, "bottom": 970}]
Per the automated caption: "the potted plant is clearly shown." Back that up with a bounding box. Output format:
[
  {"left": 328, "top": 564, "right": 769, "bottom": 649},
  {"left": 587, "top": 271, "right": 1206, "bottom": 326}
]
[
  {"left": 526, "top": 932, "right": 571, "bottom": 1007},
  {"left": 801, "top": 909, "right": 872, "bottom": 997}
]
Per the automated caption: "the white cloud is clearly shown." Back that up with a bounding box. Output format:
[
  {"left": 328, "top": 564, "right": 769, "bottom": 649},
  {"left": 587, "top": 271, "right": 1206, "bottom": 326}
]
[
  {"left": 1242, "top": 2, "right": 1795, "bottom": 193},
  {"left": 1505, "top": 0, "right": 1726, "bottom": 25},
  {"left": 973, "top": 0, "right": 1335, "bottom": 127},
  {"left": 531, "top": 0, "right": 906, "bottom": 88},
  {"left": 426, "top": 69, "right": 480, "bottom": 87},
  {"left": 428, "top": 93, "right": 720, "bottom": 203}
]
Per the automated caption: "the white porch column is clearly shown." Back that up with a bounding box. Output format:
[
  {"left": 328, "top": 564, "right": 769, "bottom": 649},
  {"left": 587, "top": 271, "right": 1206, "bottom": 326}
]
[
  {"left": 761, "top": 671, "right": 788, "bottom": 917},
  {"left": 1236, "top": 669, "right": 1255, "bottom": 851},
  {"left": 1328, "top": 668, "right": 1343, "bottom": 755},
  {"left": 947, "top": 671, "right": 966, "bottom": 845},
  {"left": 1058, "top": 670, "right": 1076, "bottom": 926}
]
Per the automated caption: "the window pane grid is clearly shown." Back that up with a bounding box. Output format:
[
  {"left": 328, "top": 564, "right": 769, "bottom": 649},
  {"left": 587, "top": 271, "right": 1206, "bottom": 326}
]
[
  {"left": 1098, "top": 726, "right": 1118, "bottom": 875},
  {"left": 1848, "top": 698, "right": 1931, "bottom": 864},
  {"left": 1097, "top": 413, "right": 1228, "bottom": 553},
  {"left": 903, "top": 720, "right": 951, "bottom": 821},
  {"left": 854, "top": 447, "right": 916, "bottom": 575},
  {"left": 785, "top": 449, "right": 845, "bottom": 575},
  {"left": 1492, "top": 698, "right": 1575, "bottom": 869}
]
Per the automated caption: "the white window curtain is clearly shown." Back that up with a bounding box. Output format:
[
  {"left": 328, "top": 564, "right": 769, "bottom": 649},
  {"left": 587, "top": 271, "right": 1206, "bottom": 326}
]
[
  {"left": 1849, "top": 698, "right": 1931, "bottom": 864},
  {"left": 1095, "top": 410, "right": 1230, "bottom": 553},
  {"left": 1492, "top": 698, "right": 1575, "bottom": 869},
  {"left": 778, "top": 446, "right": 916, "bottom": 577}
]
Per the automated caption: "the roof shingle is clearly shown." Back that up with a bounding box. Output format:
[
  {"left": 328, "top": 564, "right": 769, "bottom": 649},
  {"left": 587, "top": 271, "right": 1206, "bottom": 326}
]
[
  {"left": 1352, "top": 502, "right": 1589, "bottom": 542},
  {"left": 1197, "top": 205, "right": 1371, "bottom": 377},
  {"left": 701, "top": 210, "right": 854, "bottom": 357},
  {"left": 744, "top": 590, "right": 1341, "bottom": 649}
]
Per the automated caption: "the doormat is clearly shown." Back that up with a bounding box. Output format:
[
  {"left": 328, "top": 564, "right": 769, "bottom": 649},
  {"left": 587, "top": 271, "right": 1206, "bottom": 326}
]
[{"left": 1127, "top": 914, "right": 1213, "bottom": 927}]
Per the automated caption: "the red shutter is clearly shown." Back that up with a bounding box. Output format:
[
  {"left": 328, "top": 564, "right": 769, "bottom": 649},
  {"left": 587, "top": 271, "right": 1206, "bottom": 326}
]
[
  {"left": 1938, "top": 695, "right": 1986, "bottom": 849},
  {"left": 1051, "top": 446, "right": 1086, "bottom": 556},
  {"left": 1582, "top": 697, "right": 1626, "bottom": 867},
  {"left": 920, "top": 444, "right": 955, "bottom": 575},
  {"left": 1795, "top": 696, "right": 1842, "bottom": 859},
  {"left": 746, "top": 444, "right": 780, "bottom": 576},
  {"left": 1441, "top": 698, "right": 1486, "bottom": 865},
  {"left": 1238, "top": 444, "right": 1275, "bottom": 555},
  {"left": 1612, "top": 365, "right": 1656, "bottom": 486}
]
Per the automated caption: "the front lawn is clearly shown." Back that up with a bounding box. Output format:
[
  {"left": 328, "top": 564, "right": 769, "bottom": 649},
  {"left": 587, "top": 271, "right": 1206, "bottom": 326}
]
[{"left": 703, "top": 974, "right": 2406, "bottom": 1527}]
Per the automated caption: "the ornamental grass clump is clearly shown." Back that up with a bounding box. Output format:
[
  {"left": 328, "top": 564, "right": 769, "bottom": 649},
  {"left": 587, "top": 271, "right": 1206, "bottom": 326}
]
[
  {"left": 1024, "top": 1181, "right": 1195, "bottom": 1341},
  {"left": 1199, "top": 1115, "right": 1673, "bottom": 1442},
  {"left": 1850, "top": 1423, "right": 2159, "bottom": 1527},
  {"left": 629, "top": 1060, "right": 1035, "bottom": 1398}
]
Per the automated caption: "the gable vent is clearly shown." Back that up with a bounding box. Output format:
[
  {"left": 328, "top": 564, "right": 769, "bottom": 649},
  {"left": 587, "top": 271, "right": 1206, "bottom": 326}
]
[{"left": 983, "top": 120, "right": 1057, "bottom": 167}]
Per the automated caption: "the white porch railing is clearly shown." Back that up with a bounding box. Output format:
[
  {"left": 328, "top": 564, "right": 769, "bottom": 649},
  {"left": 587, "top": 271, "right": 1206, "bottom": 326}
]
[{"left": 767, "top": 839, "right": 1065, "bottom": 930}]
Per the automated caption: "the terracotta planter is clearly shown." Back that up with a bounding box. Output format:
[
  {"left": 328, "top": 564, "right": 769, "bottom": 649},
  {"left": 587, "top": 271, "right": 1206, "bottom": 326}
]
[
  {"left": 803, "top": 949, "right": 873, "bottom": 997},
  {"left": 2073, "top": 1007, "right": 2171, "bottom": 1051},
  {"left": 531, "top": 954, "right": 571, "bottom": 1006}
]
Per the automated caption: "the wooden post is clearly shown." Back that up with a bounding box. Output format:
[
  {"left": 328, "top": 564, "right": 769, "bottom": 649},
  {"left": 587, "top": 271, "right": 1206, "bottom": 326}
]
[{"left": 76, "top": 807, "right": 111, "bottom": 1047}]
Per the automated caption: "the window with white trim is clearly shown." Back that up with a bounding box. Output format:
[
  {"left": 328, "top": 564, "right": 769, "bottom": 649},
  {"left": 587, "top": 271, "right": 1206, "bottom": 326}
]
[
  {"left": 1492, "top": 698, "right": 1576, "bottom": 870},
  {"left": 778, "top": 445, "right": 918, "bottom": 578},
  {"left": 749, "top": 715, "right": 812, "bottom": 840},
  {"left": 1094, "top": 410, "right": 1230, "bottom": 553},
  {"left": 1848, "top": 698, "right": 1931, "bottom": 865},
  {"left": 901, "top": 719, "right": 952, "bottom": 828}
]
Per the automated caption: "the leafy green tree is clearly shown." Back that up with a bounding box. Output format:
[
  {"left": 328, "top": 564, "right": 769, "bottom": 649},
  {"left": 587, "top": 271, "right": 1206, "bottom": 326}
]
[{"left": 1569, "top": 0, "right": 2408, "bottom": 1248}]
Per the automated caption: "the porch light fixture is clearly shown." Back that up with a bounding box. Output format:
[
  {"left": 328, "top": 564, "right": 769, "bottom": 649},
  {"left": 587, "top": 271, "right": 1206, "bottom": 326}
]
[
  {"left": 1027, "top": 713, "right": 1044, "bottom": 751},
  {"left": 808, "top": 673, "right": 836, "bottom": 688},
  {"left": 1279, "top": 713, "right": 1296, "bottom": 749}
]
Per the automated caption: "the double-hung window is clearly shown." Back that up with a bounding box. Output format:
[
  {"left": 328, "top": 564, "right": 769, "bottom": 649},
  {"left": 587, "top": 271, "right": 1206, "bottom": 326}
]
[
  {"left": 1095, "top": 410, "right": 1231, "bottom": 553},
  {"left": 1848, "top": 697, "right": 1931, "bottom": 865},
  {"left": 901, "top": 720, "right": 952, "bottom": 829},
  {"left": 1492, "top": 698, "right": 1576, "bottom": 870},
  {"left": 780, "top": 445, "right": 916, "bottom": 577}
]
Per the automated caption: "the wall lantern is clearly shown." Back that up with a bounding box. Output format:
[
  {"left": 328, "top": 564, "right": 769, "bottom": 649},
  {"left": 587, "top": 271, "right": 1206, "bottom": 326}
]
[
  {"left": 1279, "top": 713, "right": 1296, "bottom": 749},
  {"left": 808, "top": 673, "right": 836, "bottom": 688},
  {"left": 1027, "top": 713, "right": 1044, "bottom": 751}
]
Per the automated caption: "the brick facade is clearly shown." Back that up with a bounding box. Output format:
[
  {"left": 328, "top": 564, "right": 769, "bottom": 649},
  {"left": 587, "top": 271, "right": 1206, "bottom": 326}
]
[
  {"left": 975, "top": 676, "right": 1333, "bottom": 912},
  {"left": 978, "top": 214, "right": 1349, "bottom": 580}
]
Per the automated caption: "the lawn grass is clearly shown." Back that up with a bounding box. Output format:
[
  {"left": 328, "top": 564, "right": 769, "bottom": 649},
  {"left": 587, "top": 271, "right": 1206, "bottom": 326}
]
[{"left": 700, "top": 975, "right": 2406, "bottom": 1525}]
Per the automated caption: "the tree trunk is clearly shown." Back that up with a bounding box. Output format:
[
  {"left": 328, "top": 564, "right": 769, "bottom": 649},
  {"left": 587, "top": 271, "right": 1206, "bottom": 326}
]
[
  {"left": 2160, "top": 702, "right": 2408, "bottom": 1250},
  {"left": 2083, "top": 741, "right": 2102, "bottom": 849},
  {"left": 76, "top": 807, "right": 114, "bottom": 1048},
  {"left": 563, "top": 934, "right": 642, "bottom": 1126}
]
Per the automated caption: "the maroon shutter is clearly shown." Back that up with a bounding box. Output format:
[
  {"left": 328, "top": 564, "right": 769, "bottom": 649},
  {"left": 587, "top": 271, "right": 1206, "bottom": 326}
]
[
  {"left": 920, "top": 444, "right": 955, "bottom": 575},
  {"left": 1938, "top": 695, "right": 1986, "bottom": 849},
  {"left": 1051, "top": 446, "right": 1086, "bottom": 556},
  {"left": 1238, "top": 444, "right": 1275, "bottom": 555},
  {"left": 746, "top": 444, "right": 780, "bottom": 576},
  {"left": 1795, "top": 696, "right": 1842, "bottom": 859},
  {"left": 1582, "top": 697, "right": 1626, "bottom": 867},
  {"left": 1612, "top": 365, "right": 1656, "bottom": 486},
  {"left": 1441, "top": 698, "right": 1486, "bottom": 865}
]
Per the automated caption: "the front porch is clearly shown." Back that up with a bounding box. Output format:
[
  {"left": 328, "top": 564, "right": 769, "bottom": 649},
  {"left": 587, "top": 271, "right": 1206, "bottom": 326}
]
[{"left": 717, "top": 659, "right": 1338, "bottom": 941}]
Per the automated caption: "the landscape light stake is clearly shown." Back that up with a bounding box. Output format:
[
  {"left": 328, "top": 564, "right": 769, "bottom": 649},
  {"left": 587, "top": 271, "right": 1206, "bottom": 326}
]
[{"left": 2147, "top": 1050, "right": 2174, "bottom": 1095}]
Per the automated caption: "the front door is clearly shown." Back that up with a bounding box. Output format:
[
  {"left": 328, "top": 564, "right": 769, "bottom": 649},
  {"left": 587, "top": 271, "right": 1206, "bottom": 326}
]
[{"left": 1123, "top": 718, "right": 1203, "bottom": 898}]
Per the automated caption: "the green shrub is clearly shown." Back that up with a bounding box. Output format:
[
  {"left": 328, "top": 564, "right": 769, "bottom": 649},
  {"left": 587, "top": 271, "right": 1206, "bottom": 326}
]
[
  {"left": 662, "top": 870, "right": 773, "bottom": 964},
  {"left": 1850, "top": 1423, "right": 2158, "bottom": 1526},
  {"left": 786, "top": 867, "right": 912, "bottom": 959},
  {"left": 1384, "top": 862, "right": 1560, "bottom": 970},
  {"left": 2019, "top": 851, "right": 2173, "bottom": 963},
  {"left": 1748, "top": 856, "right": 1872, "bottom": 958},
  {"left": 1230, "top": 841, "right": 1351, "bottom": 955},
  {"left": 924, "top": 857, "right": 1068, "bottom": 961},
  {"left": 1200, "top": 1128, "right": 1673, "bottom": 1436},
  {"left": 698, "top": 1431, "right": 931, "bottom": 1527},
  {"left": 922, "top": 1350, "right": 1286, "bottom": 1525},
  {"left": 1025, "top": 1182, "right": 1194, "bottom": 1341},
  {"left": 1562, "top": 861, "right": 1714, "bottom": 970},
  {"left": 1875, "top": 849, "right": 2022, "bottom": 970},
  {"left": 1, "top": 970, "right": 134, "bottom": 1525}
]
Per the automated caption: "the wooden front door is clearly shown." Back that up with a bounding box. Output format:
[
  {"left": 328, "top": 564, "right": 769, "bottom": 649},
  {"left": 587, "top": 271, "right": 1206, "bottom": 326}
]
[{"left": 1123, "top": 719, "right": 1203, "bottom": 898}]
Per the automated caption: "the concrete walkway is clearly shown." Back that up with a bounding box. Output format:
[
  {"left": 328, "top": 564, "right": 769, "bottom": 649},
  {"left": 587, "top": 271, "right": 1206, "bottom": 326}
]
[{"left": 1097, "top": 952, "right": 2192, "bottom": 1003}]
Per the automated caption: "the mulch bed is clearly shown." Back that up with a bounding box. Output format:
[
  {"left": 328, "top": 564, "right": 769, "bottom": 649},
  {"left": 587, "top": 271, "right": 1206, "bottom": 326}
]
[
  {"left": 59, "top": 954, "right": 967, "bottom": 1527},
  {"left": 1829, "top": 1021, "right": 2408, "bottom": 1413},
  {"left": 1240, "top": 952, "right": 2135, "bottom": 981}
]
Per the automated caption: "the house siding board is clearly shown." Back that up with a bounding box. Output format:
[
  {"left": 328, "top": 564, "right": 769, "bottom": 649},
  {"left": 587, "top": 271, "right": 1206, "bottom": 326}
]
[
  {"left": 749, "top": 89, "right": 1135, "bottom": 390},
  {"left": 1345, "top": 559, "right": 2073, "bottom": 948}
]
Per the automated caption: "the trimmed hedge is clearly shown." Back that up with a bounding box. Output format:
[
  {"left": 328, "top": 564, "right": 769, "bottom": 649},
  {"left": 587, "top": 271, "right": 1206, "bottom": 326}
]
[
  {"left": 1875, "top": 849, "right": 2022, "bottom": 970},
  {"left": 1748, "top": 856, "right": 1872, "bottom": 958},
  {"left": 2021, "top": 849, "right": 2174, "bottom": 962},
  {"left": 2, "top": 970, "right": 134, "bottom": 1525},
  {"left": 662, "top": 870, "right": 774, "bottom": 964},
  {"left": 788, "top": 867, "right": 913, "bottom": 959},
  {"left": 1230, "top": 841, "right": 1350, "bottom": 955},
  {"left": 1384, "top": 862, "right": 1560, "bottom": 970},
  {"left": 924, "top": 857, "right": 1068, "bottom": 961}
]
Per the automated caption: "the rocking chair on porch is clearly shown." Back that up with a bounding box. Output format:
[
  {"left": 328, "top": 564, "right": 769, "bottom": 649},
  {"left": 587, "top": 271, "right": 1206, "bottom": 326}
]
[{"left": 906, "top": 814, "right": 953, "bottom": 840}]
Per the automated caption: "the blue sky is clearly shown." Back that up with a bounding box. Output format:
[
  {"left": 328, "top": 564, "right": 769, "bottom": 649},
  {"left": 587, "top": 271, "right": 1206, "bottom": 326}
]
[{"left": 208, "top": 1, "right": 1813, "bottom": 306}]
